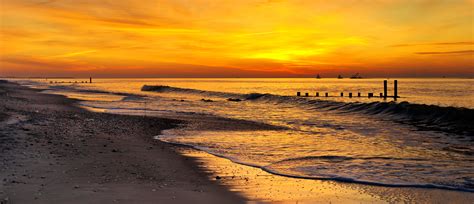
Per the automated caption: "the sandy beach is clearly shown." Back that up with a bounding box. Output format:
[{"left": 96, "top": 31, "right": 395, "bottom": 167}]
[
  {"left": 0, "top": 81, "right": 244, "bottom": 203},
  {"left": 2, "top": 0, "right": 473, "bottom": 202},
  {"left": 2, "top": 80, "right": 474, "bottom": 203}
]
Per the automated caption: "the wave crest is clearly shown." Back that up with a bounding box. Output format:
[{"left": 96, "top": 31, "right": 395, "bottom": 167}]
[{"left": 142, "top": 85, "right": 474, "bottom": 135}]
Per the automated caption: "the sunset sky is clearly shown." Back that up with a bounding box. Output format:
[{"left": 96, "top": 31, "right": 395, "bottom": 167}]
[{"left": 1, "top": 0, "right": 473, "bottom": 77}]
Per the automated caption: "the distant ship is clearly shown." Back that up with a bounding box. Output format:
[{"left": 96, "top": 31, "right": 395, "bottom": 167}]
[
  {"left": 337, "top": 75, "right": 343, "bottom": 79},
  {"left": 350, "top": 73, "right": 362, "bottom": 79},
  {"left": 316, "top": 74, "right": 321, "bottom": 79}
]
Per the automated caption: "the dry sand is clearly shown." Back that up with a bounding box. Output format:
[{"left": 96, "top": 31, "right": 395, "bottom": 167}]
[{"left": 0, "top": 81, "right": 244, "bottom": 203}]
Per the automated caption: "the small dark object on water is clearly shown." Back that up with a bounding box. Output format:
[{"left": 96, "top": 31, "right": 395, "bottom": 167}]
[
  {"left": 215, "top": 176, "right": 221, "bottom": 180},
  {"left": 201, "top": 99, "right": 214, "bottom": 102},
  {"left": 227, "top": 98, "right": 242, "bottom": 102}
]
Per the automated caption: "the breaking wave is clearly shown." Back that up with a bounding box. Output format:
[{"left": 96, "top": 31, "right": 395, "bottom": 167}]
[{"left": 143, "top": 85, "right": 474, "bottom": 136}]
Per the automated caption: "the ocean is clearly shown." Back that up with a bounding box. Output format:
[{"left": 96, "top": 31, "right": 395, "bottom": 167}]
[{"left": 13, "top": 78, "right": 474, "bottom": 192}]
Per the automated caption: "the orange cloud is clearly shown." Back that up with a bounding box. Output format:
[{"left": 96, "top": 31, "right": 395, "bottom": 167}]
[{"left": 415, "top": 50, "right": 474, "bottom": 55}]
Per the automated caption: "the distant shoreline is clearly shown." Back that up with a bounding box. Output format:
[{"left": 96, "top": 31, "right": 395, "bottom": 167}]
[{"left": 1, "top": 76, "right": 473, "bottom": 79}]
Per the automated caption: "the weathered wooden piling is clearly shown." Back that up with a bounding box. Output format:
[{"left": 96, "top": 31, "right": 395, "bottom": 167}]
[
  {"left": 325, "top": 93, "right": 329, "bottom": 97},
  {"left": 368, "top": 93, "right": 373, "bottom": 98},
  {"left": 316, "top": 92, "right": 319, "bottom": 97},
  {"left": 358, "top": 92, "right": 361, "bottom": 97},
  {"left": 297, "top": 92, "right": 301, "bottom": 96},
  {"left": 349, "top": 93, "right": 352, "bottom": 98},
  {"left": 383, "top": 80, "right": 387, "bottom": 99},
  {"left": 340, "top": 92, "right": 344, "bottom": 97},
  {"left": 379, "top": 93, "right": 383, "bottom": 97},
  {"left": 394, "top": 80, "right": 398, "bottom": 100},
  {"left": 305, "top": 93, "right": 309, "bottom": 97},
  {"left": 90, "top": 77, "right": 92, "bottom": 83}
]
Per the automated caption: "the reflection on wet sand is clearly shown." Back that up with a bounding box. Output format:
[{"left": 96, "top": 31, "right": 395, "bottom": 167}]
[{"left": 180, "top": 148, "right": 474, "bottom": 203}]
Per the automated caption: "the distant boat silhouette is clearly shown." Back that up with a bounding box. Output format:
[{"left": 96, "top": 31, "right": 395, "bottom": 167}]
[
  {"left": 316, "top": 74, "right": 321, "bottom": 79},
  {"left": 350, "top": 73, "right": 362, "bottom": 79},
  {"left": 337, "top": 75, "right": 343, "bottom": 79}
]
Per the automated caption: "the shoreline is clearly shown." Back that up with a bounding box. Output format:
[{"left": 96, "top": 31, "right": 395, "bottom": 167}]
[
  {"left": 0, "top": 81, "right": 245, "bottom": 203},
  {"left": 161, "top": 138, "right": 474, "bottom": 193},
  {"left": 177, "top": 148, "right": 474, "bottom": 203},
  {"left": 2, "top": 80, "right": 474, "bottom": 203}
]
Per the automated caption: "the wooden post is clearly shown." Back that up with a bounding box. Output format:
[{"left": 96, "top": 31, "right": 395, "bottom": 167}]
[
  {"left": 305, "top": 93, "right": 309, "bottom": 97},
  {"left": 394, "top": 80, "right": 398, "bottom": 100},
  {"left": 357, "top": 92, "right": 361, "bottom": 97},
  {"left": 325, "top": 93, "right": 329, "bottom": 97},
  {"left": 368, "top": 93, "right": 373, "bottom": 98},
  {"left": 349, "top": 93, "right": 352, "bottom": 98},
  {"left": 90, "top": 77, "right": 92, "bottom": 83},
  {"left": 383, "top": 80, "right": 387, "bottom": 100},
  {"left": 297, "top": 92, "right": 301, "bottom": 96},
  {"left": 340, "top": 92, "right": 344, "bottom": 97},
  {"left": 316, "top": 92, "right": 319, "bottom": 97},
  {"left": 379, "top": 93, "right": 383, "bottom": 97}
]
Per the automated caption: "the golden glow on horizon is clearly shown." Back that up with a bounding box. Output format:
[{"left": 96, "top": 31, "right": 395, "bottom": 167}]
[{"left": 0, "top": 0, "right": 473, "bottom": 77}]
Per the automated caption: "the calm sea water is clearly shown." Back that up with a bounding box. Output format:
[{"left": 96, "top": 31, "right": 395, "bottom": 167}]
[{"left": 12, "top": 78, "right": 474, "bottom": 192}]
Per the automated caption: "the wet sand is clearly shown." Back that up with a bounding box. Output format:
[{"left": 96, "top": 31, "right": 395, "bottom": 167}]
[
  {"left": 180, "top": 149, "right": 474, "bottom": 203},
  {"left": 0, "top": 81, "right": 244, "bottom": 203}
]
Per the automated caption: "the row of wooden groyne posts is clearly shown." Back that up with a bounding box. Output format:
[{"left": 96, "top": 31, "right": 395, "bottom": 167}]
[
  {"left": 296, "top": 80, "right": 399, "bottom": 100},
  {"left": 49, "top": 77, "right": 93, "bottom": 84}
]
